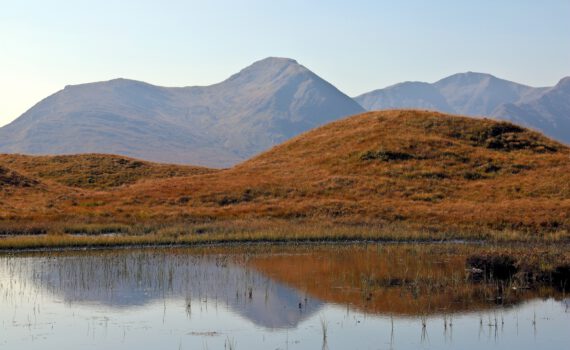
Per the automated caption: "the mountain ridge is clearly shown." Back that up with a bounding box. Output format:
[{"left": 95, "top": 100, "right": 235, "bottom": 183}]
[
  {"left": 355, "top": 72, "right": 568, "bottom": 144},
  {"left": 0, "top": 57, "right": 364, "bottom": 167}
]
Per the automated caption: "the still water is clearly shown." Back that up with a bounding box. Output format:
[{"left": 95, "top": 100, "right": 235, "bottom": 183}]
[{"left": 0, "top": 245, "right": 568, "bottom": 349}]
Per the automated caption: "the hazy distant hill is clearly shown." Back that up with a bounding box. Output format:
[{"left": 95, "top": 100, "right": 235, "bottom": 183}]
[
  {"left": 433, "top": 72, "right": 546, "bottom": 116},
  {"left": 355, "top": 72, "right": 569, "bottom": 144},
  {"left": 354, "top": 81, "right": 454, "bottom": 113},
  {"left": 492, "top": 77, "right": 570, "bottom": 143},
  {"left": 0, "top": 57, "right": 364, "bottom": 167}
]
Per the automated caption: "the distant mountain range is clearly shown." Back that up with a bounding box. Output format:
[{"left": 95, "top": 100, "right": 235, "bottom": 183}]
[
  {"left": 355, "top": 72, "right": 569, "bottom": 144},
  {"left": 0, "top": 58, "right": 567, "bottom": 167},
  {"left": 0, "top": 58, "right": 364, "bottom": 167},
  {"left": 492, "top": 77, "right": 570, "bottom": 144}
]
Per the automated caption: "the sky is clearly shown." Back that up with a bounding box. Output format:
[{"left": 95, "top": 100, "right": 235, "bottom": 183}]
[{"left": 1, "top": 0, "right": 569, "bottom": 127}]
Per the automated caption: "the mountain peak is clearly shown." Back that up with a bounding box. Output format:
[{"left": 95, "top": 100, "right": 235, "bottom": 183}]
[
  {"left": 555, "top": 76, "right": 570, "bottom": 89},
  {"left": 63, "top": 78, "right": 155, "bottom": 91},
  {"left": 254, "top": 56, "right": 299, "bottom": 66},
  {"left": 224, "top": 57, "right": 308, "bottom": 84},
  {"left": 435, "top": 72, "right": 497, "bottom": 85},
  {"left": 0, "top": 57, "right": 362, "bottom": 168}
]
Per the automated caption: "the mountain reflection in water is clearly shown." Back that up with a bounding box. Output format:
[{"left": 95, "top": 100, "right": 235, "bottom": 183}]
[
  {"left": 1, "top": 249, "right": 322, "bottom": 329},
  {"left": 1, "top": 244, "right": 569, "bottom": 350}
]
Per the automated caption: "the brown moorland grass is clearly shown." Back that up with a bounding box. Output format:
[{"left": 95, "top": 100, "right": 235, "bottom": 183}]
[
  {"left": 5, "top": 220, "right": 569, "bottom": 251},
  {"left": 0, "top": 153, "right": 216, "bottom": 190},
  {"left": 1, "top": 110, "right": 570, "bottom": 248}
]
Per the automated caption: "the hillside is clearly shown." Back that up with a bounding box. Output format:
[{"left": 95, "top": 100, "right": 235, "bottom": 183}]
[
  {"left": 0, "top": 57, "right": 364, "bottom": 167},
  {"left": 0, "top": 165, "right": 40, "bottom": 189},
  {"left": 1, "top": 110, "right": 569, "bottom": 242},
  {"left": 41, "top": 110, "right": 569, "bottom": 234},
  {"left": 0, "top": 154, "right": 215, "bottom": 190}
]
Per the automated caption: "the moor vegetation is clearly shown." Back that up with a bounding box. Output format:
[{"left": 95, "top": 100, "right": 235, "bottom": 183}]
[
  {"left": 0, "top": 153, "right": 215, "bottom": 190},
  {"left": 1, "top": 110, "right": 570, "bottom": 248}
]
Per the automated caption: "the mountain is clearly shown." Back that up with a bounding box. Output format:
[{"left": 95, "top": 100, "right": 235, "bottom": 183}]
[
  {"left": 355, "top": 72, "right": 547, "bottom": 116},
  {"left": 0, "top": 57, "right": 364, "bottom": 167},
  {"left": 354, "top": 72, "right": 570, "bottom": 143},
  {"left": 354, "top": 81, "right": 454, "bottom": 113},
  {"left": 433, "top": 72, "right": 545, "bottom": 116},
  {"left": 492, "top": 77, "right": 570, "bottom": 143}
]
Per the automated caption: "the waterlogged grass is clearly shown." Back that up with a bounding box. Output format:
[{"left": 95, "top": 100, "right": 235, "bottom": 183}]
[{"left": 1, "top": 220, "right": 569, "bottom": 250}]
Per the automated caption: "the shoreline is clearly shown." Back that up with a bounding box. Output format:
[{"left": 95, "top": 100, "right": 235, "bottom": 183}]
[
  {"left": 1, "top": 237, "right": 568, "bottom": 295},
  {"left": 0, "top": 237, "right": 487, "bottom": 254},
  {"left": 0, "top": 233, "right": 567, "bottom": 254}
]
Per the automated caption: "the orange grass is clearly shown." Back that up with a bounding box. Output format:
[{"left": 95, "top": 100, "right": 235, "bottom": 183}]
[{"left": 1, "top": 110, "right": 570, "bottom": 247}]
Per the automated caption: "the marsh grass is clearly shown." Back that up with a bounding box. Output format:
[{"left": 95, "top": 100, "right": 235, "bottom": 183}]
[
  {"left": 1, "top": 219, "right": 569, "bottom": 250},
  {"left": 320, "top": 315, "right": 328, "bottom": 340}
]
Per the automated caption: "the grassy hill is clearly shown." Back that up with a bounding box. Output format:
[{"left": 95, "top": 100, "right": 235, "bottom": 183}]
[
  {"left": 0, "top": 154, "right": 215, "bottom": 190},
  {"left": 107, "top": 110, "right": 570, "bottom": 231},
  {"left": 1, "top": 110, "right": 570, "bottom": 247}
]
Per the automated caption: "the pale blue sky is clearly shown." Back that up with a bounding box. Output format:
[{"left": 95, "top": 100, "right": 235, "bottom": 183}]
[{"left": 1, "top": 0, "right": 569, "bottom": 126}]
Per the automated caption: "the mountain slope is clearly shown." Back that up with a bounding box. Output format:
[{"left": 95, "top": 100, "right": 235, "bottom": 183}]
[
  {"left": 0, "top": 58, "right": 364, "bottom": 167},
  {"left": 356, "top": 72, "right": 547, "bottom": 116},
  {"left": 492, "top": 77, "right": 570, "bottom": 143},
  {"left": 433, "top": 72, "right": 542, "bottom": 116},
  {"left": 354, "top": 82, "right": 454, "bottom": 113},
  {"left": 354, "top": 73, "right": 570, "bottom": 144}
]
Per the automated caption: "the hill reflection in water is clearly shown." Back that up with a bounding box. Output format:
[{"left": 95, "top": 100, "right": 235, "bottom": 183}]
[{"left": 1, "top": 244, "right": 569, "bottom": 350}]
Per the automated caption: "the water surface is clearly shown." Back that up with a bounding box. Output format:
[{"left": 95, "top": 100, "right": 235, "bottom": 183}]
[{"left": 1, "top": 245, "right": 568, "bottom": 349}]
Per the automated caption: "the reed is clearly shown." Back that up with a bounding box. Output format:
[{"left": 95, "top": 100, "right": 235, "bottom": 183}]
[{"left": 1, "top": 219, "right": 569, "bottom": 251}]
